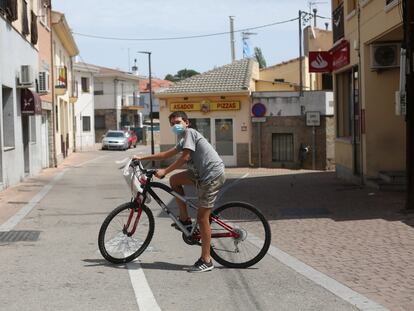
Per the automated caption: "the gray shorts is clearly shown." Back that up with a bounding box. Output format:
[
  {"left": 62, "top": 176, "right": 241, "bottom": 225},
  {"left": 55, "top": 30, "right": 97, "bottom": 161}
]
[{"left": 187, "top": 170, "right": 226, "bottom": 208}]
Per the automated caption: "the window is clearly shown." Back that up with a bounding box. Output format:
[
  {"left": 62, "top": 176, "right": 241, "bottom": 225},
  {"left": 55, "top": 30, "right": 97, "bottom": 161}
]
[
  {"left": 22, "top": 0, "right": 29, "bottom": 36},
  {"left": 189, "top": 118, "right": 211, "bottom": 142},
  {"left": 272, "top": 133, "right": 293, "bottom": 162},
  {"left": 347, "top": 0, "right": 356, "bottom": 13},
  {"left": 2, "top": 86, "right": 15, "bottom": 148},
  {"left": 38, "top": 0, "right": 50, "bottom": 27},
  {"left": 82, "top": 116, "right": 91, "bottom": 132},
  {"left": 95, "top": 115, "right": 105, "bottom": 129},
  {"left": 94, "top": 81, "right": 104, "bottom": 95},
  {"left": 335, "top": 71, "right": 352, "bottom": 137},
  {"left": 81, "top": 77, "right": 90, "bottom": 93},
  {"left": 29, "top": 115, "right": 36, "bottom": 142}
]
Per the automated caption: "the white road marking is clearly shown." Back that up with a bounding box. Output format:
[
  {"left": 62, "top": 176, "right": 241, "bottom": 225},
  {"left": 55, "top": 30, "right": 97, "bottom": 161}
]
[
  {"left": 0, "top": 169, "right": 67, "bottom": 232},
  {"left": 247, "top": 234, "right": 389, "bottom": 311},
  {"left": 127, "top": 261, "right": 162, "bottom": 311}
]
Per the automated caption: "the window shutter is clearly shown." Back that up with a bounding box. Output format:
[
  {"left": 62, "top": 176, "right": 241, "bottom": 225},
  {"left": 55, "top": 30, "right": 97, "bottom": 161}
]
[
  {"left": 31, "top": 10, "right": 38, "bottom": 44},
  {"left": 39, "top": 71, "right": 49, "bottom": 93},
  {"left": 22, "top": 0, "right": 29, "bottom": 35}
]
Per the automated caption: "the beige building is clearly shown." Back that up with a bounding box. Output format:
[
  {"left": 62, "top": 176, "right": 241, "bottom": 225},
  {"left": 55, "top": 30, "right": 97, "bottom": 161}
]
[
  {"left": 331, "top": 0, "right": 404, "bottom": 186},
  {"left": 157, "top": 58, "right": 259, "bottom": 167},
  {"left": 51, "top": 11, "right": 79, "bottom": 164}
]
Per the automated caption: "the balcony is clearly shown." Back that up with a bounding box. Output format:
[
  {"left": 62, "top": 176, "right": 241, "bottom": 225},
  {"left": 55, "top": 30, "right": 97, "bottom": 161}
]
[
  {"left": 333, "top": 2, "right": 344, "bottom": 43},
  {"left": 55, "top": 66, "right": 67, "bottom": 95},
  {"left": 69, "top": 80, "right": 78, "bottom": 103}
]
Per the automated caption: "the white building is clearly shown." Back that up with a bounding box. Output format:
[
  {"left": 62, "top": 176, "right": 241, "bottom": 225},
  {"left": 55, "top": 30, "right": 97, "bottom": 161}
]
[
  {"left": 73, "top": 62, "right": 99, "bottom": 151},
  {"left": 90, "top": 64, "right": 141, "bottom": 141},
  {"left": 0, "top": 0, "right": 43, "bottom": 189}
]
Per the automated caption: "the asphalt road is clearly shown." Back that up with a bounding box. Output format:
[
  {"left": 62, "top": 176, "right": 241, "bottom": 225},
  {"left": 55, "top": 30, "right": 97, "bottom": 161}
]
[{"left": 0, "top": 146, "right": 358, "bottom": 311}]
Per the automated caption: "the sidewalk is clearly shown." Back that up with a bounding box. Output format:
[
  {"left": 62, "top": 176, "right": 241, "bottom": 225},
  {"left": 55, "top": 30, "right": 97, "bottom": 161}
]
[
  {"left": 221, "top": 168, "right": 413, "bottom": 311},
  {"left": 0, "top": 150, "right": 104, "bottom": 226}
]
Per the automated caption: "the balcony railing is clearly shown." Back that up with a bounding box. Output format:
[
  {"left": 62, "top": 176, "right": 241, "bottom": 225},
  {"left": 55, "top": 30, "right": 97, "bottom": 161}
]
[
  {"left": 333, "top": 2, "right": 344, "bottom": 43},
  {"left": 55, "top": 66, "right": 67, "bottom": 89}
]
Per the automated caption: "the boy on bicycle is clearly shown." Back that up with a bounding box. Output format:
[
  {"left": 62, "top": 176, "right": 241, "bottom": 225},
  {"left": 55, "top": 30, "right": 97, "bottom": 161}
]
[{"left": 133, "top": 111, "right": 225, "bottom": 272}]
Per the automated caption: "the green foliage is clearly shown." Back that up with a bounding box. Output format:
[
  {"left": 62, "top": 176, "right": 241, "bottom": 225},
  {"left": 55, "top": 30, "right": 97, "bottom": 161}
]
[
  {"left": 164, "top": 69, "right": 200, "bottom": 82},
  {"left": 254, "top": 47, "right": 267, "bottom": 69}
]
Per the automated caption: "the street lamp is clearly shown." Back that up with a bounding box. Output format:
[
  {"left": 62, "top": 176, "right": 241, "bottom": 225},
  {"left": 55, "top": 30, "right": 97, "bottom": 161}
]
[{"left": 138, "top": 51, "right": 155, "bottom": 166}]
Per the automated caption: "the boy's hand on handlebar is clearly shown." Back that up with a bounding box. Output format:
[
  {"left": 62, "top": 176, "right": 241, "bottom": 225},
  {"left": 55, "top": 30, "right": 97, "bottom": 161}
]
[
  {"left": 132, "top": 155, "right": 141, "bottom": 161},
  {"left": 155, "top": 169, "right": 166, "bottom": 179}
]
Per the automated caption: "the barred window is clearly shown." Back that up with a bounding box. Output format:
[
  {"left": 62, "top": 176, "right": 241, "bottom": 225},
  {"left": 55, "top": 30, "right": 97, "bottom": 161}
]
[{"left": 272, "top": 133, "right": 294, "bottom": 162}]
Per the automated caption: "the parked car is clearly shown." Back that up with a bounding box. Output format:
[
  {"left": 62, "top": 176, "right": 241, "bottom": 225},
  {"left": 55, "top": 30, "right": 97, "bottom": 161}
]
[
  {"left": 101, "top": 130, "right": 129, "bottom": 150},
  {"left": 125, "top": 130, "right": 138, "bottom": 148}
]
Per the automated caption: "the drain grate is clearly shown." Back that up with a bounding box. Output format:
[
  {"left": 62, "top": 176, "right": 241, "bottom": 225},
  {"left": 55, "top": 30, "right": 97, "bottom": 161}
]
[{"left": 0, "top": 230, "right": 40, "bottom": 242}]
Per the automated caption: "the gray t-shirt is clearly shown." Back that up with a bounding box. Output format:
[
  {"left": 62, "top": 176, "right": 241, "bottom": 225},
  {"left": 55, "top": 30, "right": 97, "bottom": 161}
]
[{"left": 175, "top": 128, "right": 225, "bottom": 182}]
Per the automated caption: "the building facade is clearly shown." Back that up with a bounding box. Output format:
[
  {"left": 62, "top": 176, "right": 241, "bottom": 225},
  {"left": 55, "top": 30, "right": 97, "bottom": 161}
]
[
  {"left": 73, "top": 62, "right": 99, "bottom": 151},
  {"left": 251, "top": 91, "right": 335, "bottom": 170},
  {"left": 37, "top": 0, "right": 53, "bottom": 168},
  {"left": 157, "top": 58, "right": 259, "bottom": 167},
  {"left": 0, "top": 0, "right": 44, "bottom": 189},
  {"left": 51, "top": 11, "right": 79, "bottom": 164},
  {"left": 331, "top": 0, "right": 404, "bottom": 184},
  {"left": 139, "top": 78, "right": 173, "bottom": 119},
  {"left": 92, "top": 65, "right": 140, "bottom": 142}
]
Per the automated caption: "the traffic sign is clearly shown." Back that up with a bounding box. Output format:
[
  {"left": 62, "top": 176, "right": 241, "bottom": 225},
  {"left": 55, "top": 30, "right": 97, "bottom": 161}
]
[
  {"left": 252, "top": 103, "right": 266, "bottom": 117},
  {"left": 252, "top": 117, "right": 266, "bottom": 123},
  {"left": 306, "top": 111, "right": 321, "bottom": 126}
]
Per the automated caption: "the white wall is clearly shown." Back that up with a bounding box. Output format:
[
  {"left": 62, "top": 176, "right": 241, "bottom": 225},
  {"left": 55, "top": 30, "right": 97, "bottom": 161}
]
[
  {"left": 0, "top": 17, "right": 42, "bottom": 188},
  {"left": 74, "top": 70, "right": 95, "bottom": 151},
  {"left": 251, "top": 91, "right": 334, "bottom": 117}
]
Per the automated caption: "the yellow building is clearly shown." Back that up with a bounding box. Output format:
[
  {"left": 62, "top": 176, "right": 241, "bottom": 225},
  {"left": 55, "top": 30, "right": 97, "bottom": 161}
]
[
  {"left": 157, "top": 58, "right": 259, "bottom": 167},
  {"left": 331, "top": 0, "right": 404, "bottom": 185},
  {"left": 51, "top": 11, "right": 79, "bottom": 163}
]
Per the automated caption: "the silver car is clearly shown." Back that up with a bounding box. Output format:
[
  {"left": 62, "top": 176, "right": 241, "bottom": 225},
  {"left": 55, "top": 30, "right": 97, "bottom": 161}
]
[{"left": 102, "top": 130, "right": 129, "bottom": 150}]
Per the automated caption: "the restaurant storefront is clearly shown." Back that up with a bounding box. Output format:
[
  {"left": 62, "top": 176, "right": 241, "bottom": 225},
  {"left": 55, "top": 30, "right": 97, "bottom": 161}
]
[{"left": 157, "top": 59, "right": 258, "bottom": 167}]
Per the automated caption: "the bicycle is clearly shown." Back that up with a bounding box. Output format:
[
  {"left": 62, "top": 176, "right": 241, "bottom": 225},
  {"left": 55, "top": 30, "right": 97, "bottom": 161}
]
[{"left": 98, "top": 159, "right": 271, "bottom": 268}]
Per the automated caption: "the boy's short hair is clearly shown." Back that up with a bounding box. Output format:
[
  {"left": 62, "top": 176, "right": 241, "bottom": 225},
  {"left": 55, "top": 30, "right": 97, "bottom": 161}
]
[{"left": 168, "top": 111, "right": 189, "bottom": 123}]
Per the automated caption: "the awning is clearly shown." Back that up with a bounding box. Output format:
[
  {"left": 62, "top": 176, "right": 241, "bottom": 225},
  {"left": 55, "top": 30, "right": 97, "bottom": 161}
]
[{"left": 21, "top": 89, "right": 42, "bottom": 115}]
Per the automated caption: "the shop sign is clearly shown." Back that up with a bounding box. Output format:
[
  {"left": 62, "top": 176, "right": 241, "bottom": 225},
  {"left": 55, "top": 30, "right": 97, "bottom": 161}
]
[
  {"left": 21, "top": 89, "right": 42, "bottom": 115},
  {"left": 170, "top": 101, "right": 240, "bottom": 112},
  {"left": 309, "top": 52, "right": 332, "bottom": 73},
  {"left": 331, "top": 40, "right": 350, "bottom": 71}
]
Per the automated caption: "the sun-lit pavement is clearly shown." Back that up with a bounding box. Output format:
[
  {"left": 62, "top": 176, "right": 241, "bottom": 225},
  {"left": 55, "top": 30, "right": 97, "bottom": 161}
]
[{"left": 1, "top": 148, "right": 412, "bottom": 310}]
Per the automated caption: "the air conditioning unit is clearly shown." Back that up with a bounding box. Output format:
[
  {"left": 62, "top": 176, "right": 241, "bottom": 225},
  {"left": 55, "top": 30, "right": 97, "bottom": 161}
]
[
  {"left": 370, "top": 43, "right": 401, "bottom": 69},
  {"left": 38, "top": 71, "right": 49, "bottom": 93},
  {"left": 19, "top": 65, "right": 34, "bottom": 85}
]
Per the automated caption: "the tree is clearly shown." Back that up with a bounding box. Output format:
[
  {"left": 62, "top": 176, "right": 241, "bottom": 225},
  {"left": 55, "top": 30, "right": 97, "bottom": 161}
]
[
  {"left": 164, "top": 69, "right": 199, "bottom": 82},
  {"left": 254, "top": 47, "right": 267, "bottom": 69}
]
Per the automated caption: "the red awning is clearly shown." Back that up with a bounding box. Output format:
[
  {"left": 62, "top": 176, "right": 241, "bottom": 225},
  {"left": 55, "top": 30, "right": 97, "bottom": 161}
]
[{"left": 21, "top": 89, "right": 42, "bottom": 115}]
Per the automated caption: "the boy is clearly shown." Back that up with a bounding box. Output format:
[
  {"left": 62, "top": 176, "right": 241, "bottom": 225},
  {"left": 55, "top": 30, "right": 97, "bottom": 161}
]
[{"left": 134, "top": 111, "right": 225, "bottom": 272}]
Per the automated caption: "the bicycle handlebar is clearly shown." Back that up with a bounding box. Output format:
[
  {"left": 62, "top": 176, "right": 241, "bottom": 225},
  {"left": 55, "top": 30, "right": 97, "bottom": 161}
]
[{"left": 130, "top": 159, "right": 162, "bottom": 178}]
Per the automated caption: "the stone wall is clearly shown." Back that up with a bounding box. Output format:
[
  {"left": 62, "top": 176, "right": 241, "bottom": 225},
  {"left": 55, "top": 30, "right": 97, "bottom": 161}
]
[{"left": 251, "top": 116, "right": 334, "bottom": 170}]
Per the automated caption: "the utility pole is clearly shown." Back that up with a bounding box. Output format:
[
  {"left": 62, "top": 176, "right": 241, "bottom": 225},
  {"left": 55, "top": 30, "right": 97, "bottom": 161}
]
[
  {"left": 229, "top": 16, "right": 236, "bottom": 62},
  {"left": 404, "top": 0, "right": 414, "bottom": 210}
]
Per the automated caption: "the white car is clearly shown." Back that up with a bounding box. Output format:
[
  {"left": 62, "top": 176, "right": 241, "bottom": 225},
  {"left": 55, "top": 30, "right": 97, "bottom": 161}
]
[{"left": 102, "top": 130, "right": 129, "bottom": 150}]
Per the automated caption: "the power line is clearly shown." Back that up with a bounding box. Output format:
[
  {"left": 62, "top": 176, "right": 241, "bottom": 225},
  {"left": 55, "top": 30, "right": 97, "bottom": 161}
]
[{"left": 72, "top": 17, "right": 300, "bottom": 41}]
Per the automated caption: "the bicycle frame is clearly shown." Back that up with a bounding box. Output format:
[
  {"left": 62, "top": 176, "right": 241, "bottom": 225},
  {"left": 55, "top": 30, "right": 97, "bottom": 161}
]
[{"left": 124, "top": 175, "right": 241, "bottom": 241}]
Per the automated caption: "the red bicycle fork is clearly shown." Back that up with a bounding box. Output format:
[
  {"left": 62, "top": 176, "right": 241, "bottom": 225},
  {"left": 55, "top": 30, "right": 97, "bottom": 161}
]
[{"left": 123, "top": 206, "right": 142, "bottom": 237}]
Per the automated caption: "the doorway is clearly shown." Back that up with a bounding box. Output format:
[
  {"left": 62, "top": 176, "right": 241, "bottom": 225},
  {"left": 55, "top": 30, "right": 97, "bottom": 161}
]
[
  {"left": 189, "top": 118, "right": 236, "bottom": 166},
  {"left": 22, "top": 115, "right": 30, "bottom": 174}
]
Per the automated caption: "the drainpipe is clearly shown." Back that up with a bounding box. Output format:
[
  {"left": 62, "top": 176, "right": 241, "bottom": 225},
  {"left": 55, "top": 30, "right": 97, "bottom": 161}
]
[
  {"left": 357, "top": 1, "right": 364, "bottom": 185},
  {"left": 114, "top": 79, "right": 118, "bottom": 130},
  {"left": 49, "top": 4, "right": 57, "bottom": 167}
]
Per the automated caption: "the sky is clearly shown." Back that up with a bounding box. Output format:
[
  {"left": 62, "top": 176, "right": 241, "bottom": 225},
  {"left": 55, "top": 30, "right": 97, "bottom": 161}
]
[{"left": 53, "top": 0, "right": 332, "bottom": 79}]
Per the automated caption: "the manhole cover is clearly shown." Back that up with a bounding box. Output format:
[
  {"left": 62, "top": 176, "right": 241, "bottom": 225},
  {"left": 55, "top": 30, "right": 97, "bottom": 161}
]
[
  {"left": 0, "top": 230, "right": 40, "bottom": 242},
  {"left": 280, "top": 208, "right": 330, "bottom": 217}
]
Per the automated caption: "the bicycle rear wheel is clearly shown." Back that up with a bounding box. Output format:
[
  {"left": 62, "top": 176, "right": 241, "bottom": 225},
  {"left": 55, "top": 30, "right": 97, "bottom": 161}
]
[
  {"left": 210, "top": 202, "right": 271, "bottom": 268},
  {"left": 98, "top": 202, "right": 154, "bottom": 264}
]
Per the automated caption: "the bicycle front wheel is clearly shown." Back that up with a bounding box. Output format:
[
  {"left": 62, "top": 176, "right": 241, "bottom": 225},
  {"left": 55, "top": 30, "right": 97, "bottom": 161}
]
[
  {"left": 98, "top": 202, "right": 154, "bottom": 264},
  {"left": 210, "top": 202, "right": 271, "bottom": 268}
]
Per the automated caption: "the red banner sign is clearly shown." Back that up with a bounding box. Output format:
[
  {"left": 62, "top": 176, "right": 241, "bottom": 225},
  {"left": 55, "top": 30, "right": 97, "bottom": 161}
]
[
  {"left": 21, "top": 89, "right": 42, "bottom": 115},
  {"left": 331, "top": 40, "right": 350, "bottom": 71},
  {"left": 309, "top": 52, "right": 332, "bottom": 72}
]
